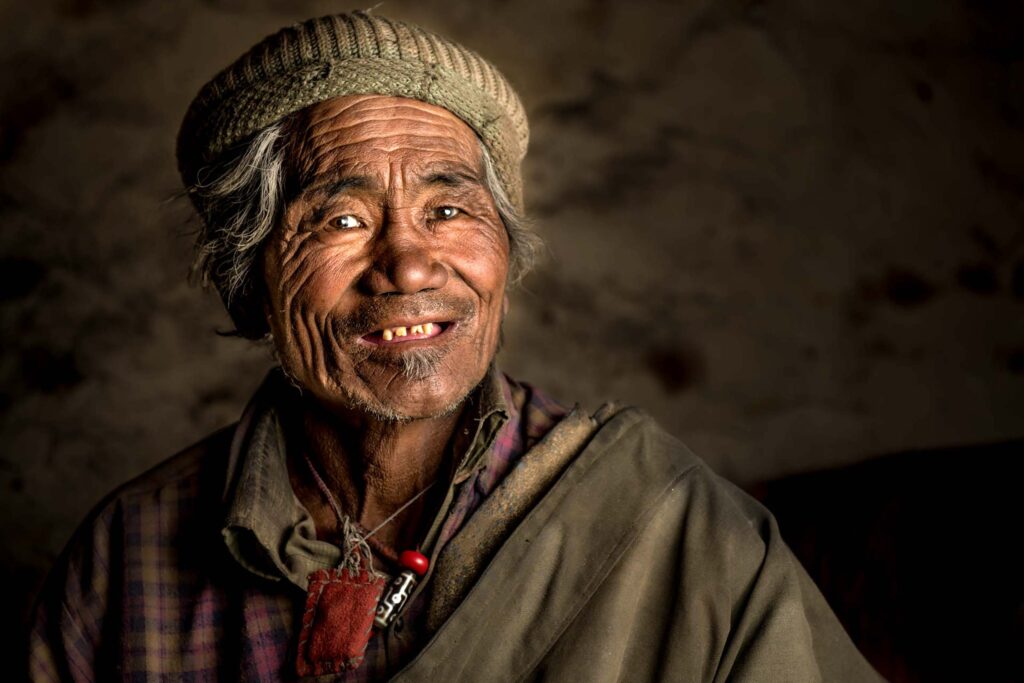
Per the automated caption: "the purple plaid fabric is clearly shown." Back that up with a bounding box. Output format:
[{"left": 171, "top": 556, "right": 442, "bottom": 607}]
[{"left": 28, "top": 369, "right": 568, "bottom": 682}]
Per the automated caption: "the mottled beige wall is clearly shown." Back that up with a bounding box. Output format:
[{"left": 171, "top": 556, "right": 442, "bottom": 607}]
[{"left": 2, "top": 0, "right": 1023, "bottom": 641}]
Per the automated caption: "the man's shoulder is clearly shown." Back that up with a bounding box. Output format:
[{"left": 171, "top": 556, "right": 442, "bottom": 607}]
[
  {"left": 522, "top": 401, "right": 716, "bottom": 508},
  {"left": 585, "top": 405, "right": 708, "bottom": 484},
  {"left": 40, "top": 424, "right": 241, "bottom": 616},
  {"left": 546, "top": 406, "right": 790, "bottom": 612},
  {"left": 112, "top": 424, "right": 235, "bottom": 503},
  {"left": 584, "top": 405, "right": 773, "bottom": 543},
  {"left": 77, "top": 424, "right": 238, "bottom": 538}
]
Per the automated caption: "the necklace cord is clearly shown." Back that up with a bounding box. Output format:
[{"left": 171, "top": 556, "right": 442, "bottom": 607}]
[{"left": 302, "top": 452, "right": 436, "bottom": 543}]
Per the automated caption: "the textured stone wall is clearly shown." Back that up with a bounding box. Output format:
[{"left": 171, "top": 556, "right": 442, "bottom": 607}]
[{"left": 2, "top": 0, "right": 1023, "bottom": 657}]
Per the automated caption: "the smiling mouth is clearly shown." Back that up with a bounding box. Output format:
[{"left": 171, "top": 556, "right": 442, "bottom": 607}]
[{"left": 361, "top": 321, "right": 451, "bottom": 345}]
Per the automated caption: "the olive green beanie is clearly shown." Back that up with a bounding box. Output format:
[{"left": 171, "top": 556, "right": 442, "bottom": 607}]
[{"left": 176, "top": 10, "right": 529, "bottom": 210}]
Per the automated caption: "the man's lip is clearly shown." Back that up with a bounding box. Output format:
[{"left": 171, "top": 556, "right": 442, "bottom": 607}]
[
  {"left": 360, "top": 320, "right": 455, "bottom": 345},
  {"left": 369, "top": 317, "right": 452, "bottom": 332}
]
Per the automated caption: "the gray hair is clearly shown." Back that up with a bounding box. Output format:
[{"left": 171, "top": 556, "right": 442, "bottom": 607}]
[{"left": 187, "top": 120, "right": 541, "bottom": 339}]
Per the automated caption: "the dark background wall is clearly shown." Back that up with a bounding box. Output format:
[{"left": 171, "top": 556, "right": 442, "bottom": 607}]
[{"left": 2, "top": 0, "right": 1022, "bottom": 678}]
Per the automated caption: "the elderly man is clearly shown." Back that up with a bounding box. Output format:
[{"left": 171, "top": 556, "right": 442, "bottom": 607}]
[{"left": 29, "top": 11, "right": 881, "bottom": 682}]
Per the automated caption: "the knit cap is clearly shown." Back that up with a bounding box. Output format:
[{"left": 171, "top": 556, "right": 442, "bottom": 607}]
[{"left": 177, "top": 10, "right": 529, "bottom": 210}]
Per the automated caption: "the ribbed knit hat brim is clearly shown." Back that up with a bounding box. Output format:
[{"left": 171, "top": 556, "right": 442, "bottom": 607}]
[{"left": 177, "top": 11, "right": 529, "bottom": 210}]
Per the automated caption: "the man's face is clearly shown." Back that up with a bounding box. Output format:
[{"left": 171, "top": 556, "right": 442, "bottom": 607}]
[{"left": 262, "top": 95, "right": 510, "bottom": 420}]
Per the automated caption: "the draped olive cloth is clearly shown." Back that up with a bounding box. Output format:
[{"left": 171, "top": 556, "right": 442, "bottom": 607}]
[{"left": 400, "top": 407, "right": 883, "bottom": 682}]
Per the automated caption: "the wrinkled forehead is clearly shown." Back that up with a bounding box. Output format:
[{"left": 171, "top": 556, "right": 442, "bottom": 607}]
[{"left": 284, "top": 94, "right": 485, "bottom": 191}]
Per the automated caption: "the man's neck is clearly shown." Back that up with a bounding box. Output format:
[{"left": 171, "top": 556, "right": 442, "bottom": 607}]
[{"left": 290, "top": 394, "right": 468, "bottom": 555}]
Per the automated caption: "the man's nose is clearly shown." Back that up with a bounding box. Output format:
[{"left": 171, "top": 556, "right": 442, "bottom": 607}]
[{"left": 361, "top": 210, "right": 449, "bottom": 295}]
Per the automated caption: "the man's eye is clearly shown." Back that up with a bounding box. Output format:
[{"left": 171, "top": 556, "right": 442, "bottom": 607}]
[
  {"left": 433, "top": 206, "right": 461, "bottom": 220},
  {"left": 329, "top": 215, "right": 362, "bottom": 230}
]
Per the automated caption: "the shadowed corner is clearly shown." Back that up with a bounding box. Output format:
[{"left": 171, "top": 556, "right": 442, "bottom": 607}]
[
  {"left": 750, "top": 439, "right": 1024, "bottom": 683},
  {"left": 2, "top": 553, "right": 50, "bottom": 683}
]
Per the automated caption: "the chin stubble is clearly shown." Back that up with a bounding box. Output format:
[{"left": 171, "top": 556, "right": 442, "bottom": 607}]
[
  {"left": 270, "top": 332, "right": 470, "bottom": 422},
  {"left": 396, "top": 346, "right": 445, "bottom": 381}
]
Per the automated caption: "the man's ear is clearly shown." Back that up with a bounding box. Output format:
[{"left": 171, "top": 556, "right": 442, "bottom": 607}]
[{"left": 502, "top": 293, "right": 510, "bottom": 316}]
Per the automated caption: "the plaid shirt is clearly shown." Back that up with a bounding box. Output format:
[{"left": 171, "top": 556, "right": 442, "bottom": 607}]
[{"left": 29, "top": 367, "right": 568, "bottom": 681}]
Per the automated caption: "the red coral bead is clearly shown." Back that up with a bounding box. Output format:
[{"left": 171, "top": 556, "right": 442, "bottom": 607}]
[{"left": 399, "top": 550, "right": 429, "bottom": 576}]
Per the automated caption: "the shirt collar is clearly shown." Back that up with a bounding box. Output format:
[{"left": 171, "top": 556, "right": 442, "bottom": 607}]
[
  {"left": 220, "top": 366, "right": 512, "bottom": 589},
  {"left": 450, "top": 364, "right": 514, "bottom": 483}
]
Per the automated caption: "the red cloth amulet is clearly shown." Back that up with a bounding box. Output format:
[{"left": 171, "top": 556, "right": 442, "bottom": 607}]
[{"left": 295, "top": 567, "right": 386, "bottom": 677}]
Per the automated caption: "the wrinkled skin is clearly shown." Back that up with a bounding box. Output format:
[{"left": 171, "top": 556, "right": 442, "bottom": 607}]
[
  {"left": 261, "top": 95, "right": 510, "bottom": 553},
  {"left": 264, "top": 95, "right": 509, "bottom": 421}
]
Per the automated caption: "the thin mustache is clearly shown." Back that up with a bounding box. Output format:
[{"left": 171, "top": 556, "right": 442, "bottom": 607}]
[{"left": 332, "top": 294, "right": 476, "bottom": 338}]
